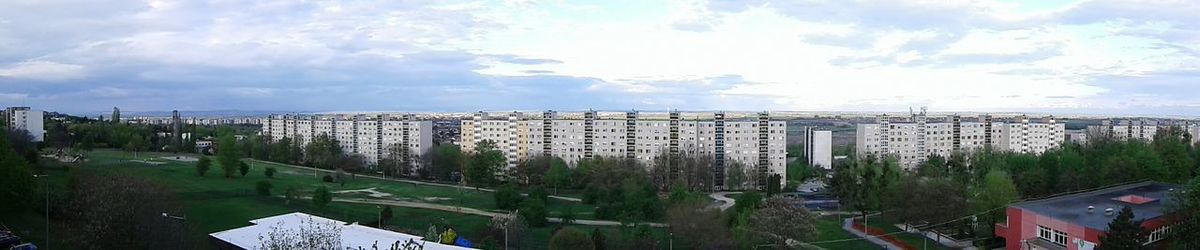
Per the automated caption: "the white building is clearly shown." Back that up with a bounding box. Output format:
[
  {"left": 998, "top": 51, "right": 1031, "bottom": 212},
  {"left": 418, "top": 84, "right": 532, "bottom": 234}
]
[
  {"left": 4, "top": 107, "right": 44, "bottom": 142},
  {"left": 856, "top": 113, "right": 1065, "bottom": 170},
  {"left": 261, "top": 114, "right": 433, "bottom": 169},
  {"left": 804, "top": 127, "right": 833, "bottom": 169},
  {"left": 209, "top": 212, "right": 472, "bottom": 250},
  {"left": 461, "top": 110, "right": 787, "bottom": 189}
]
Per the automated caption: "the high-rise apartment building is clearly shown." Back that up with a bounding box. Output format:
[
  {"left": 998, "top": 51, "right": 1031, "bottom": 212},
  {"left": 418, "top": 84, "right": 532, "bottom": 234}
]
[
  {"left": 856, "top": 112, "right": 1065, "bottom": 169},
  {"left": 4, "top": 107, "right": 44, "bottom": 142},
  {"left": 804, "top": 127, "right": 833, "bottom": 169},
  {"left": 261, "top": 114, "right": 433, "bottom": 170},
  {"left": 459, "top": 110, "right": 787, "bottom": 189}
]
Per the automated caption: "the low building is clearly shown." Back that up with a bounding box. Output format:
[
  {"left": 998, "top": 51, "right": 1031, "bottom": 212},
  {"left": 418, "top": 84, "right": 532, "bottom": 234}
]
[
  {"left": 994, "top": 182, "right": 1178, "bottom": 250},
  {"left": 209, "top": 212, "right": 472, "bottom": 250}
]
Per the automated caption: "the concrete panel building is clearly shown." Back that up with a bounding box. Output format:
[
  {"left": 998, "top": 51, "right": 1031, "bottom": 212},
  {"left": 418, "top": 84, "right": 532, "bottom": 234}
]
[
  {"left": 261, "top": 114, "right": 433, "bottom": 170},
  {"left": 856, "top": 113, "right": 1065, "bottom": 169},
  {"left": 4, "top": 107, "right": 44, "bottom": 142},
  {"left": 459, "top": 110, "right": 787, "bottom": 189},
  {"left": 804, "top": 127, "right": 833, "bottom": 170}
]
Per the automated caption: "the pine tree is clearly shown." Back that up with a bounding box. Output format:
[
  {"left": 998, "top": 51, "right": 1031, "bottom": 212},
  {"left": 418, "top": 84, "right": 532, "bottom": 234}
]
[{"left": 1099, "top": 206, "right": 1146, "bottom": 250}]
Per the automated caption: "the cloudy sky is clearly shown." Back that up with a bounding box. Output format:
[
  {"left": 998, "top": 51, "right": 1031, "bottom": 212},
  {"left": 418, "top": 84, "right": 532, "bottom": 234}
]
[{"left": 1, "top": 0, "right": 1198, "bottom": 116}]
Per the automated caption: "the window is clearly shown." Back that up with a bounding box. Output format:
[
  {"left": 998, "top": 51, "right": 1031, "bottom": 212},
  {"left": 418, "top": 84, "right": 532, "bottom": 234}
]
[{"left": 1038, "top": 225, "right": 1067, "bottom": 246}]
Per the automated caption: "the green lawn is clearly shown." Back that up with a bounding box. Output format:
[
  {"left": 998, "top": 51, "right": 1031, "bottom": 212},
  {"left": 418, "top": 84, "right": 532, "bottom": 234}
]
[
  {"left": 811, "top": 215, "right": 882, "bottom": 250},
  {"left": 864, "top": 218, "right": 948, "bottom": 250},
  {"left": 1, "top": 149, "right": 670, "bottom": 249}
]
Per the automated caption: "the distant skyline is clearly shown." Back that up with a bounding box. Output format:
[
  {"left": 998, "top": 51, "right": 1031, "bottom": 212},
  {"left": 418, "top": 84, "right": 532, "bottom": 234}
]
[{"left": 1, "top": 0, "right": 1198, "bottom": 116}]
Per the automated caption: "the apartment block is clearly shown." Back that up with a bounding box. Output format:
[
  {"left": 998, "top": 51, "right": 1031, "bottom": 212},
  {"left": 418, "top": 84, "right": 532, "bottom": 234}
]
[
  {"left": 856, "top": 113, "right": 1065, "bottom": 169},
  {"left": 804, "top": 127, "right": 833, "bottom": 169},
  {"left": 261, "top": 114, "right": 433, "bottom": 169},
  {"left": 3, "top": 107, "right": 44, "bottom": 142},
  {"left": 459, "top": 110, "right": 787, "bottom": 189}
]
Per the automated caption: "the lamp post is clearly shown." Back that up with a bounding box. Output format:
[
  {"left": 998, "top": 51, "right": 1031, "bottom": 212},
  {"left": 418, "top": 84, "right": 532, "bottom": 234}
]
[{"left": 33, "top": 174, "right": 49, "bottom": 248}]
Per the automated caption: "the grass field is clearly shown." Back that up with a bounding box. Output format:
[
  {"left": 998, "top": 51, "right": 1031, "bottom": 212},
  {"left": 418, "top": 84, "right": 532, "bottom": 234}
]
[
  {"left": 2, "top": 149, "right": 671, "bottom": 249},
  {"left": 811, "top": 215, "right": 885, "bottom": 250}
]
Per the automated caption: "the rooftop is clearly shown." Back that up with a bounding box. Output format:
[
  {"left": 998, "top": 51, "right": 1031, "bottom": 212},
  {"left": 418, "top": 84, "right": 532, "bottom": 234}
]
[
  {"left": 1011, "top": 181, "right": 1180, "bottom": 231},
  {"left": 209, "top": 212, "right": 472, "bottom": 250}
]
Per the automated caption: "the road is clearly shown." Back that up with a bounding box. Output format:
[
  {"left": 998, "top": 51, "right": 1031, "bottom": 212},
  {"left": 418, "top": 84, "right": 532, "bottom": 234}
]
[
  {"left": 710, "top": 191, "right": 741, "bottom": 211},
  {"left": 247, "top": 159, "right": 582, "bottom": 202},
  {"left": 334, "top": 197, "right": 666, "bottom": 227}
]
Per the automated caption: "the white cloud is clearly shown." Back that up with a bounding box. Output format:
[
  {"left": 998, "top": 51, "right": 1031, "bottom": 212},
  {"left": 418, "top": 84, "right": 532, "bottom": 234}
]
[{"left": 0, "top": 61, "right": 87, "bottom": 81}]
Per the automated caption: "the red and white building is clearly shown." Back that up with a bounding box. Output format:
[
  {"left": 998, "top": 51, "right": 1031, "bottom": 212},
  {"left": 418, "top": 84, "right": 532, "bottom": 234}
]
[{"left": 994, "top": 182, "right": 1178, "bottom": 250}]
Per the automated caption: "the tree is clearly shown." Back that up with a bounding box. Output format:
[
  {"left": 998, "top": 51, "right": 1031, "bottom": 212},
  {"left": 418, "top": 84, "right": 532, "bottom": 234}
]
[
  {"left": 196, "top": 156, "right": 212, "bottom": 177},
  {"left": 312, "top": 186, "right": 332, "bottom": 208},
  {"left": 1166, "top": 177, "right": 1200, "bottom": 249},
  {"left": 1099, "top": 206, "right": 1146, "bottom": 249},
  {"left": 380, "top": 206, "right": 394, "bottom": 225},
  {"left": 545, "top": 157, "right": 572, "bottom": 194},
  {"left": 465, "top": 140, "right": 504, "bottom": 188},
  {"left": 520, "top": 198, "right": 548, "bottom": 227},
  {"left": 765, "top": 174, "right": 782, "bottom": 194},
  {"left": 883, "top": 176, "right": 967, "bottom": 230},
  {"left": 62, "top": 174, "right": 193, "bottom": 248},
  {"left": 304, "top": 134, "right": 342, "bottom": 170},
  {"left": 726, "top": 160, "right": 749, "bottom": 190},
  {"left": 217, "top": 133, "right": 240, "bottom": 178},
  {"left": 972, "top": 170, "right": 1019, "bottom": 237},
  {"left": 591, "top": 228, "right": 607, "bottom": 250},
  {"left": 428, "top": 144, "right": 463, "bottom": 181},
  {"left": 0, "top": 128, "right": 35, "bottom": 213},
  {"left": 264, "top": 166, "right": 277, "bottom": 178},
  {"left": 830, "top": 156, "right": 900, "bottom": 223},
  {"left": 256, "top": 180, "right": 273, "bottom": 196},
  {"left": 494, "top": 183, "right": 524, "bottom": 210},
  {"left": 667, "top": 199, "right": 733, "bottom": 249},
  {"left": 560, "top": 206, "right": 577, "bottom": 225},
  {"left": 549, "top": 227, "right": 594, "bottom": 250},
  {"left": 744, "top": 197, "right": 818, "bottom": 246},
  {"left": 239, "top": 161, "right": 251, "bottom": 177},
  {"left": 487, "top": 211, "right": 527, "bottom": 249}
]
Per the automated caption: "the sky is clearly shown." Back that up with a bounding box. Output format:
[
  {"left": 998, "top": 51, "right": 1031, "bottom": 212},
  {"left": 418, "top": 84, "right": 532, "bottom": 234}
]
[{"left": 0, "top": 0, "right": 1198, "bottom": 116}]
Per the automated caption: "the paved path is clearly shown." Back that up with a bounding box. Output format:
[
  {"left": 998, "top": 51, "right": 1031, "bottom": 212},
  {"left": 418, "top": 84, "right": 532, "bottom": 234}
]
[
  {"left": 709, "top": 191, "right": 741, "bottom": 211},
  {"left": 842, "top": 217, "right": 904, "bottom": 250},
  {"left": 334, "top": 197, "right": 666, "bottom": 227},
  {"left": 247, "top": 159, "right": 583, "bottom": 202}
]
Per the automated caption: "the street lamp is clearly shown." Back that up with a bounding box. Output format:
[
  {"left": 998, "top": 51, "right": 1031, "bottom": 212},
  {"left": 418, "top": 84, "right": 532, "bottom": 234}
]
[{"left": 33, "top": 174, "right": 49, "bottom": 248}]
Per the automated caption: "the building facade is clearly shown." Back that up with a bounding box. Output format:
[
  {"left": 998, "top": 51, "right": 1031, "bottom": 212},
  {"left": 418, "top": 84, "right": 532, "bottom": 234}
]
[
  {"left": 261, "top": 114, "right": 433, "bottom": 169},
  {"left": 3, "top": 107, "right": 44, "bottom": 142},
  {"left": 459, "top": 110, "right": 787, "bottom": 189},
  {"left": 856, "top": 113, "right": 1065, "bottom": 169},
  {"left": 804, "top": 127, "right": 833, "bottom": 169}
]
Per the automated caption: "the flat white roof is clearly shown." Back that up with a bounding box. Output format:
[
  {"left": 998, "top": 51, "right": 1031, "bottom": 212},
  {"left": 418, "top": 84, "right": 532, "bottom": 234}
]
[{"left": 209, "top": 212, "right": 473, "bottom": 250}]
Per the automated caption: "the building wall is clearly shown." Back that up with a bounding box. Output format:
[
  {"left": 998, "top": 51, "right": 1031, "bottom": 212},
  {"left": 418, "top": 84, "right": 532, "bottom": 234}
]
[
  {"left": 996, "top": 207, "right": 1171, "bottom": 250},
  {"left": 5, "top": 107, "right": 44, "bottom": 142},
  {"left": 856, "top": 115, "right": 1065, "bottom": 170},
  {"left": 807, "top": 130, "right": 832, "bottom": 169},
  {"left": 460, "top": 111, "right": 787, "bottom": 189},
  {"left": 261, "top": 115, "right": 432, "bottom": 168}
]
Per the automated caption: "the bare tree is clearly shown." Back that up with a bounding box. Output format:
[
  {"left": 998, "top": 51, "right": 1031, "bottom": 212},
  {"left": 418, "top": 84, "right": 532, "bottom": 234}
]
[
  {"left": 62, "top": 174, "right": 194, "bottom": 249},
  {"left": 257, "top": 216, "right": 343, "bottom": 250}
]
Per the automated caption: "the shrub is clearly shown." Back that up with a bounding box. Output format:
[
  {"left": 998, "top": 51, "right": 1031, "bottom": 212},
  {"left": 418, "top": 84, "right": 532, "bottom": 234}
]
[
  {"left": 312, "top": 186, "right": 332, "bottom": 208},
  {"left": 264, "top": 167, "right": 277, "bottom": 178},
  {"left": 530, "top": 185, "right": 549, "bottom": 203},
  {"left": 322, "top": 175, "right": 334, "bottom": 183},
  {"left": 520, "top": 198, "right": 547, "bottom": 227},
  {"left": 239, "top": 161, "right": 250, "bottom": 177},
  {"left": 561, "top": 207, "right": 576, "bottom": 225},
  {"left": 549, "top": 227, "right": 593, "bottom": 250},
  {"left": 196, "top": 156, "right": 211, "bottom": 176},
  {"left": 495, "top": 183, "right": 523, "bottom": 210},
  {"left": 256, "top": 180, "right": 272, "bottom": 196}
]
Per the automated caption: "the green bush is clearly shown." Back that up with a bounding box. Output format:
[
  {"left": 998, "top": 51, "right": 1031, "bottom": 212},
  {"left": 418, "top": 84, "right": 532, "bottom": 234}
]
[
  {"left": 520, "top": 198, "right": 547, "bottom": 227},
  {"left": 312, "top": 186, "right": 332, "bottom": 208},
  {"left": 322, "top": 175, "right": 334, "bottom": 183},
  {"left": 256, "top": 180, "right": 272, "bottom": 196},
  {"left": 549, "top": 227, "right": 593, "bottom": 250},
  {"left": 264, "top": 167, "right": 277, "bottom": 178},
  {"left": 239, "top": 161, "right": 250, "bottom": 177},
  {"left": 495, "top": 183, "right": 523, "bottom": 210},
  {"left": 195, "top": 156, "right": 211, "bottom": 176}
]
